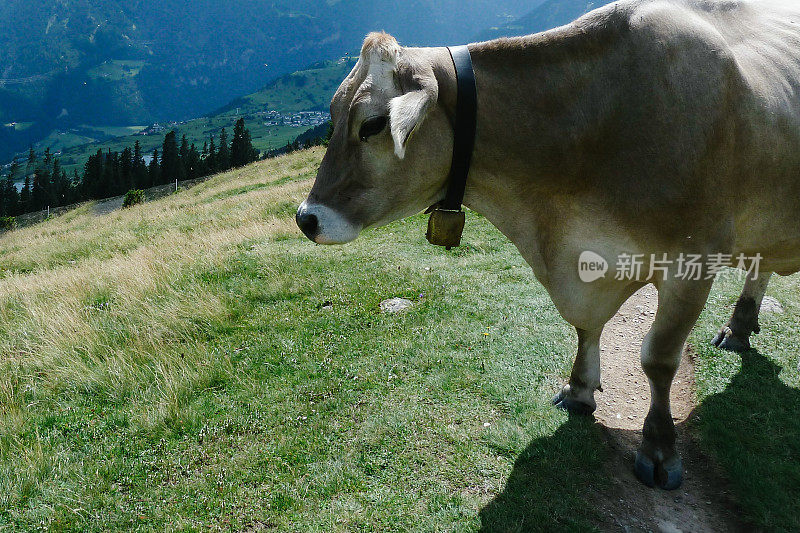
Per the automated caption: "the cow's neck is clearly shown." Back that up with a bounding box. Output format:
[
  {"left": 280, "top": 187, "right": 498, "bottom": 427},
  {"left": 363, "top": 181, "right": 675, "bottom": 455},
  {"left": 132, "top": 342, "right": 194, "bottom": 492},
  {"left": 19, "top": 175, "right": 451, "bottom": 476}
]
[{"left": 429, "top": 28, "right": 622, "bottom": 255}]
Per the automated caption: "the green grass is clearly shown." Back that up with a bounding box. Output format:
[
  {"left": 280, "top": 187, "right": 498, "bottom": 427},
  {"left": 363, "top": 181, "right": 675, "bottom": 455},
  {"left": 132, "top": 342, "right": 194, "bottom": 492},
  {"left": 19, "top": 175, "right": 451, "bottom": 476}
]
[
  {"left": 690, "top": 272, "right": 800, "bottom": 531},
  {"left": 84, "top": 126, "right": 148, "bottom": 137},
  {"left": 0, "top": 148, "right": 797, "bottom": 530},
  {"left": 33, "top": 130, "right": 106, "bottom": 155},
  {"left": 0, "top": 148, "right": 608, "bottom": 531}
]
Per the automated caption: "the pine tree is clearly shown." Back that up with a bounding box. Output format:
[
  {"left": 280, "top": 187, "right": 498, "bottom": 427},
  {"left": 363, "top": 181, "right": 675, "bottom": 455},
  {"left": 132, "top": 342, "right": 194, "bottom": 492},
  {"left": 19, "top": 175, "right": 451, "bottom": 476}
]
[
  {"left": 186, "top": 143, "right": 200, "bottom": 179},
  {"left": 179, "top": 135, "right": 190, "bottom": 173},
  {"left": 231, "top": 118, "right": 247, "bottom": 167},
  {"left": 2, "top": 178, "right": 19, "bottom": 216},
  {"left": 207, "top": 136, "right": 217, "bottom": 173},
  {"left": 247, "top": 131, "right": 259, "bottom": 161},
  {"left": 82, "top": 150, "right": 104, "bottom": 199},
  {"left": 133, "top": 141, "right": 149, "bottom": 189},
  {"left": 20, "top": 176, "right": 31, "bottom": 211},
  {"left": 43, "top": 148, "right": 55, "bottom": 206},
  {"left": 101, "top": 150, "right": 117, "bottom": 198},
  {"left": 120, "top": 147, "right": 133, "bottom": 193},
  {"left": 51, "top": 159, "right": 69, "bottom": 207},
  {"left": 161, "top": 131, "right": 184, "bottom": 184},
  {"left": 26, "top": 147, "right": 36, "bottom": 177},
  {"left": 0, "top": 178, "right": 7, "bottom": 217},
  {"left": 230, "top": 118, "right": 259, "bottom": 167},
  {"left": 31, "top": 149, "right": 52, "bottom": 211},
  {"left": 148, "top": 149, "right": 160, "bottom": 186},
  {"left": 6, "top": 121, "right": 266, "bottom": 214},
  {"left": 31, "top": 170, "right": 44, "bottom": 211},
  {"left": 70, "top": 170, "right": 81, "bottom": 204},
  {"left": 4, "top": 162, "right": 21, "bottom": 215},
  {"left": 197, "top": 141, "right": 208, "bottom": 176},
  {"left": 217, "top": 128, "right": 230, "bottom": 171},
  {"left": 7, "top": 161, "right": 20, "bottom": 183}
]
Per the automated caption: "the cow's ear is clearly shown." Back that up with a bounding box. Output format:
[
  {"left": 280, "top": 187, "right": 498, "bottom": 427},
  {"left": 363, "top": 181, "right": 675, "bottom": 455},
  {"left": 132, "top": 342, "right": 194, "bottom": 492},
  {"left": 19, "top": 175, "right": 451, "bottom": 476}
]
[{"left": 389, "top": 59, "right": 439, "bottom": 159}]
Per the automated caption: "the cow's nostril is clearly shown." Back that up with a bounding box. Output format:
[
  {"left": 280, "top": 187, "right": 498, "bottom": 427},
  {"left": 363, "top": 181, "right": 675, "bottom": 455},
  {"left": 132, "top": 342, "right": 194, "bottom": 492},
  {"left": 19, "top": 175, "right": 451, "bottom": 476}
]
[{"left": 296, "top": 212, "right": 319, "bottom": 240}]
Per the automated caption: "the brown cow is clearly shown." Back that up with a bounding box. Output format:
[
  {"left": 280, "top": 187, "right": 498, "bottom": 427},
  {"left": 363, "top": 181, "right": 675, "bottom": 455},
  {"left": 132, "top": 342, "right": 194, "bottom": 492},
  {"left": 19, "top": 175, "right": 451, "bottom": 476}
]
[{"left": 296, "top": 0, "right": 800, "bottom": 489}]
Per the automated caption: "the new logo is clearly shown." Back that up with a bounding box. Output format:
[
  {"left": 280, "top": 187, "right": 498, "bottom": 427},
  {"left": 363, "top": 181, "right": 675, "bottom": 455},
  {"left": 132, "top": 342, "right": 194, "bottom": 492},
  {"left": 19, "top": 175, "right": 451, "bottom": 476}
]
[{"left": 578, "top": 251, "right": 608, "bottom": 282}]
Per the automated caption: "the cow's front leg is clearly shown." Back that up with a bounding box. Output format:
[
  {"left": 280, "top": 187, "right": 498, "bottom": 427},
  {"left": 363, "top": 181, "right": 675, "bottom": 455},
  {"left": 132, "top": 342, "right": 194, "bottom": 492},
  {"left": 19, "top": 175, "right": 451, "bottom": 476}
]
[
  {"left": 552, "top": 328, "right": 602, "bottom": 415},
  {"left": 711, "top": 272, "right": 772, "bottom": 352},
  {"left": 635, "top": 279, "right": 712, "bottom": 490}
]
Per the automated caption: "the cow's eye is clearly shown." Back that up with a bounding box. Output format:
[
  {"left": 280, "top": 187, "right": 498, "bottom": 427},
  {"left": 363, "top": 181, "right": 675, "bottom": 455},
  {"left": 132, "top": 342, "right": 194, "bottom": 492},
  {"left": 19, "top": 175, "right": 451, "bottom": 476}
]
[{"left": 359, "top": 116, "right": 388, "bottom": 142}]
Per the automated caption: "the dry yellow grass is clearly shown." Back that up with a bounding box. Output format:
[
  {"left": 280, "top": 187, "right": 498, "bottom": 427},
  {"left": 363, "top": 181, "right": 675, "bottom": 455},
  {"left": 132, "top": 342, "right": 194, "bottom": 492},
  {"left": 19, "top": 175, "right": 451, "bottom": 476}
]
[{"left": 0, "top": 148, "right": 321, "bottom": 436}]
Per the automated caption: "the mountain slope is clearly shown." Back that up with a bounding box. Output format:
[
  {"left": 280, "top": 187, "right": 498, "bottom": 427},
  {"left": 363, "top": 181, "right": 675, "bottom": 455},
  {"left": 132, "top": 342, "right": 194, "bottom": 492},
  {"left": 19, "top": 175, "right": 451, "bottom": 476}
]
[
  {"left": 7, "top": 0, "right": 614, "bottom": 170},
  {"left": 0, "top": 0, "right": 533, "bottom": 160},
  {"left": 213, "top": 59, "right": 357, "bottom": 117},
  {"left": 43, "top": 59, "right": 357, "bottom": 175}
]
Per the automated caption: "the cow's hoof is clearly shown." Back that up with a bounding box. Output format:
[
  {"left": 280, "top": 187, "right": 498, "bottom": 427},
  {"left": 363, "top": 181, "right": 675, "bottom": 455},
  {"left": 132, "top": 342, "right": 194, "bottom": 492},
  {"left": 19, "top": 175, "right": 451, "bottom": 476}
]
[
  {"left": 711, "top": 327, "right": 750, "bottom": 352},
  {"left": 634, "top": 451, "right": 683, "bottom": 490},
  {"left": 552, "top": 389, "right": 595, "bottom": 416}
]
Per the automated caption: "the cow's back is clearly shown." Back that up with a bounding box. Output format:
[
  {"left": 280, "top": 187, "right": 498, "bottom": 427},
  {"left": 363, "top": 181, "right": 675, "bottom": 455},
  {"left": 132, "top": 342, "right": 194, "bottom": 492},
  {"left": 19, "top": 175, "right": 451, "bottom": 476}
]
[
  {"left": 695, "top": 0, "right": 800, "bottom": 122},
  {"left": 685, "top": 0, "right": 800, "bottom": 269},
  {"left": 615, "top": 0, "right": 800, "bottom": 269},
  {"left": 470, "top": 0, "right": 800, "bottom": 271}
]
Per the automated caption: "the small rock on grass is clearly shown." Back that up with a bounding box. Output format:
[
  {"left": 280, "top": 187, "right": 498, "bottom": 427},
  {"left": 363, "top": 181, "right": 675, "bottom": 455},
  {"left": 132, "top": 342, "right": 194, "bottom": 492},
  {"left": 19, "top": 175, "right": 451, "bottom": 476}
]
[
  {"left": 380, "top": 298, "right": 414, "bottom": 314},
  {"left": 760, "top": 296, "right": 784, "bottom": 314}
]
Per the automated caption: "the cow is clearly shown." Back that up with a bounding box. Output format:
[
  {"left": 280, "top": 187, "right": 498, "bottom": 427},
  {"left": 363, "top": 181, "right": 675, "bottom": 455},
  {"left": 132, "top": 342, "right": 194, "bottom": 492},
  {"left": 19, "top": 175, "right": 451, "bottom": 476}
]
[{"left": 296, "top": 0, "right": 800, "bottom": 490}]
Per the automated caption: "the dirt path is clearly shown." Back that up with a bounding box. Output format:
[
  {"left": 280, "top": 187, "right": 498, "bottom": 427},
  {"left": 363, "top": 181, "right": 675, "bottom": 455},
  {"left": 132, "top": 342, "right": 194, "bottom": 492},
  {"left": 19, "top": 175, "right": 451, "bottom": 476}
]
[{"left": 591, "top": 285, "right": 746, "bottom": 533}]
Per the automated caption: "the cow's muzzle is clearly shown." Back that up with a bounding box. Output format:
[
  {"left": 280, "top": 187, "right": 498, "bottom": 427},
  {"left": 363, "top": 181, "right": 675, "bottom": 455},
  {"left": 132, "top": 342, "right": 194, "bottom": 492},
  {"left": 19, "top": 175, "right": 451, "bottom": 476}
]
[{"left": 295, "top": 201, "right": 361, "bottom": 244}]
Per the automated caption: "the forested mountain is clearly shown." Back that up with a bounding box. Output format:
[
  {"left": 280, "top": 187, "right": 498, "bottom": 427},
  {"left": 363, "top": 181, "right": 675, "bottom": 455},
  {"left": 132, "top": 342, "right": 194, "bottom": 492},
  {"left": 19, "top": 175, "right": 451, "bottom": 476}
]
[
  {"left": 2, "top": 0, "right": 619, "bottom": 194},
  {"left": 0, "top": 0, "right": 535, "bottom": 160}
]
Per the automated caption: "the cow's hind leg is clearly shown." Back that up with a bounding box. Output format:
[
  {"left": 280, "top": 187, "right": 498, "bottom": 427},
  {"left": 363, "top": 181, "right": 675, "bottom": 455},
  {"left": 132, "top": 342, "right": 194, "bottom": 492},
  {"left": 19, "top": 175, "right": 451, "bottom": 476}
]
[
  {"left": 635, "top": 279, "right": 712, "bottom": 490},
  {"left": 711, "top": 272, "right": 772, "bottom": 352},
  {"left": 552, "top": 327, "right": 602, "bottom": 415}
]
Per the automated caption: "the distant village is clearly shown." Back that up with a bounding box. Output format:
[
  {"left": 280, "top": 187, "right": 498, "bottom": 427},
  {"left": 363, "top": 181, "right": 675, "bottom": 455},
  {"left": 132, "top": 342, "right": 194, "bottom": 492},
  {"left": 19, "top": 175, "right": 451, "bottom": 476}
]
[
  {"left": 138, "top": 110, "right": 330, "bottom": 137},
  {"left": 259, "top": 110, "right": 330, "bottom": 128}
]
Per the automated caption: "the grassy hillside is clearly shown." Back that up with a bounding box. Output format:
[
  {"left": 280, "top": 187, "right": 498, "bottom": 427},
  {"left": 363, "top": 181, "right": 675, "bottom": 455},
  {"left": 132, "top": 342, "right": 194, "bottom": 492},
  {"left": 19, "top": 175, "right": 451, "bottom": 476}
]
[
  {"left": 214, "top": 59, "right": 357, "bottom": 117},
  {"left": 0, "top": 149, "right": 798, "bottom": 530},
  {"left": 0, "top": 148, "right": 604, "bottom": 530}
]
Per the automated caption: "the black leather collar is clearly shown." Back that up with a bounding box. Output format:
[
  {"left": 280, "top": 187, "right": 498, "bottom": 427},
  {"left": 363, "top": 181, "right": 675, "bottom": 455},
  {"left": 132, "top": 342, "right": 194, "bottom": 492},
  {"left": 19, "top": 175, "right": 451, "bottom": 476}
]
[
  {"left": 442, "top": 45, "right": 478, "bottom": 211},
  {"left": 425, "top": 45, "right": 478, "bottom": 248}
]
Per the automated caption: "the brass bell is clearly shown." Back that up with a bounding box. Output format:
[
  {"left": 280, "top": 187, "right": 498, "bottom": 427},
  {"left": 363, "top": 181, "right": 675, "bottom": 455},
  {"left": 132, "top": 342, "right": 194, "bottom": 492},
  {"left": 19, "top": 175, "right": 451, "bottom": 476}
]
[{"left": 426, "top": 208, "right": 465, "bottom": 249}]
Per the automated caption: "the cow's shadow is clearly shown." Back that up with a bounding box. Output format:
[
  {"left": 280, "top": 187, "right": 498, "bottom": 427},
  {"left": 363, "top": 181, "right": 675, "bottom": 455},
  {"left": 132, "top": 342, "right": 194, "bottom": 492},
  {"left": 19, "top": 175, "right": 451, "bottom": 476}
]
[{"left": 478, "top": 351, "right": 800, "bottom": 532}]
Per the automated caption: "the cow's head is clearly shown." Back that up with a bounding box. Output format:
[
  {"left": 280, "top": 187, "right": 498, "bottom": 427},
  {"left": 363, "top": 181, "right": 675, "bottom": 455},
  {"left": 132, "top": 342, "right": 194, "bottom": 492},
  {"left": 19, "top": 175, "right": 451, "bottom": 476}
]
[{"left": 296, "top": 32, "right": 454, "bottom": 244}]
